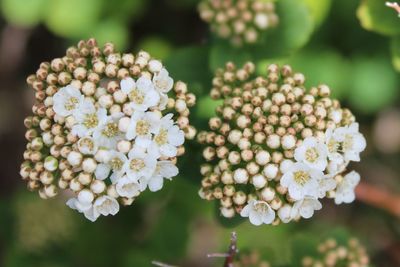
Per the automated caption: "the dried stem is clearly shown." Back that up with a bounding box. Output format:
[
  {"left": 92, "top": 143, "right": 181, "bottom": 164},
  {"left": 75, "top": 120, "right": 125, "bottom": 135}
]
[
  {"left": 355, "top": 181, "right": 400, "bottom": 218},
  {"left": 208, "top": 232, "right": 239, "bottom": 267},
  {"left": 386, "top": 2, "right": 400, "bottom": 16}
]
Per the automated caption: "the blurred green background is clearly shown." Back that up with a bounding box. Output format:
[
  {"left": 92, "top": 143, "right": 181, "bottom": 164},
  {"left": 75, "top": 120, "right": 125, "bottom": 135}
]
[{"left": 0, "top": 0, "right": 399, "bottom": 266}]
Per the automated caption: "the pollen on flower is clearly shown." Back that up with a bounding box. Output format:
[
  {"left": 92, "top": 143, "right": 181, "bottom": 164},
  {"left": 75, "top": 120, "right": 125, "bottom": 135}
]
[
  {"left": 198, "top": 62, "right": 366, "bottom": 226},
  {"left": 20, "top": 38, "right": 197, "bottom": 222},
  {"left": 293, "top": 171, "right": 310, "bottom": 186},
  {"left": 129, "top": 159, "right": 145, "bottom": 171},
  {"left": 102, "top": 122, "right": 119, "bottom": 138}
]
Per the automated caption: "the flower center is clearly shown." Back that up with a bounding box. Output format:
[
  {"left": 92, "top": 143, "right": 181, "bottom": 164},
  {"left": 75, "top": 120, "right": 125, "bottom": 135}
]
[
  {"left": 154, "top": 128, "right": 168, "bottom": 145},
  {"left": 136, "top": 120, "right": 150, "bottom": 136},
  {"left": 305, "top": 148, "right": 319, "bottom": 163},
  {"left": 130, "top": 159, "right": 145, "bottom": 172},
  {"left": 83, "top": 113, "right": 99, "bottom": 129},
  {"left": 110, "top": 157, "right": 123, "bottom": 171},
  {"left": 79, "top": 137, "right": 94, "bottom": 150},
  {"left": 122, "top": 183, "right": 136, "bottom": 192},
  {"left": 327, "top": 139, "right": 339, "bottom": 153},
  {"left": 102, "top": 122, "right": 119, "bottom": 138},
  {"left": 342, "top": 134, "right": 353, "bottom": 151},
  {"left": 65, "top": 97, "right": 79, "bottom": 111},
  {"left": 293, "top": 171, "right": 310, "bottom": 186},
  {"left": 129, "top": 90, "right": 144, "bottom": 104},
  {"left": 98, "top": 199, "right": 113, "bottom": 210},
  {"left": 254, "top": 202, "right": 268, "bottom": 213}
]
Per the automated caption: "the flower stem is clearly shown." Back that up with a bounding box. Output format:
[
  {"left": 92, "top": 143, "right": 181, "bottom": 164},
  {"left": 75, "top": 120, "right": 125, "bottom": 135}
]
[{"left": 356, "top": 181, "right": 400, "bottom": 218}]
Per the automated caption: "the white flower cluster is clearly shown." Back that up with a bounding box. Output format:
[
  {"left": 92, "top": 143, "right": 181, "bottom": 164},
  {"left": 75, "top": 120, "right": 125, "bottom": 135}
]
[
  {"left": 20, "top": 39, "right": 196, "bottom": 222},
  {"left": 198, "top": 62, "right": 366, "bottom": 226},
  {"left": 55, "top": 74, "right": 183, "bottom": 221},
  {"left": 242, "top": 125, "right": 365, "bottom": 226}
]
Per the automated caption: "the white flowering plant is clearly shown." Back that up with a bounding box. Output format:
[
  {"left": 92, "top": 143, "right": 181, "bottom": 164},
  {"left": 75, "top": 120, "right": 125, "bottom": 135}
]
[
  {"left": 20, "top": 39, "right": 196, "bottom": 221},
  {"left": 198, "top": 62, "right": 367, "bottom": 226}
]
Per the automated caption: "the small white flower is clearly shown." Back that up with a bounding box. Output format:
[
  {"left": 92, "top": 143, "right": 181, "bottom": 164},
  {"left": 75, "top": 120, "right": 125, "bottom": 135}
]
[
  {"left": 277, "top": 204, "right": 292, "bottom": 223},
  {"left": 124, "top": 145, "right": 157, "bottom": 181},
  {"left": 290, "top": 197, "right": 322, "bottom": 219},
  {"left": 92, "top": 114, "right": 124, "bottom": 149},
  {"left": 116, "top": 176, "right": 141, "bottom": 198},
  {"left": 240, "top": 199, "right": 275, "bottom": 226},
  {"left": 153, "top": 68, "right": 173, "bottom": 93},
  {"left": 294, "top": 136, "right": 328, "bottom": 171},
  {"left": 324, "top": 128, "right": 343, "bottom": 163},
  {"left": 53, "top": 85, "right": 84, "bottom": 117},
  {"left": 317, "top": 176, "right": 337, "bottom": 198},
  {"left": 326, "top": 158, "right": 348, "bottom": 177},
  {"left": 121, "top": 76, "right": 160, "bottom": 111},
  {"left": 66, "top": 190, "right": 99, "bottom": 222},
  {"left": 125, "top": 111, "right": 159, "bottom": 142},
  {"left": 72, "top": 100, "right": 107, "bottom": 137},
  {"left": 140, "top": 160, "right": 179, "bottom": 192},
  {"left": 334, "top": 123, "right": 366, "bottom": 162},
  {"left": 149, "top": 113, "right": 185, "bottom": 158},
  {"left": 93, "top": 195, "right": 120, "bottom": 216},
  {"left": 335, "top": 171, "right": 360, "bottom": 204},
  {"left": 281, "top": 163, "right": 323, "bottom": 200},
  {"left": 77, "top": 136, "right": 98, "bottom": 155},
  {"left": 95, "top": 150, "right": 127, "bottom": 182}
]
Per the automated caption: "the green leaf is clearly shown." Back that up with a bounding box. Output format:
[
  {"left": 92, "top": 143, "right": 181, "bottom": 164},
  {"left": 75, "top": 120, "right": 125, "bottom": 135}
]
[
  {"left": 139, "top": 37, "right": 172, "bottom": 60},
  {"left": 1, "top": 0, "right": 47, "bottom": 27},
  {"left": 209, "top": 41, "right": 253, "bottom": 72},
  {"left": 45, "top": 0, "right": 104, "bottom": 38},
  {"left": 303, "top": 0, "right": 332, "bottom": 29},
  {"left": 254, "top": 0, "right": 314, "bottom": 56},
  {"left": 357, "top": 0, "right": 400, "bottom": 36},
  {"left": 209, "top": 0, "right": 314, "bottom": 71},
  {"left": 390, "top": 36, "right": 400, "bottom": 72},
  {"left": 90, "top": 20, "right": 129, "bottom": 50},
  {"left": 348, "top": 55, "right": 399, "bottom": 114},
  {"left": 196, "top": 96, "right": 223, "bottom": 119},
  {"left": 288, "top": 48, "right": 351, "bottom": 99},
  {"left": 165, "top": 45, "right": 211, "bottom": 91}
]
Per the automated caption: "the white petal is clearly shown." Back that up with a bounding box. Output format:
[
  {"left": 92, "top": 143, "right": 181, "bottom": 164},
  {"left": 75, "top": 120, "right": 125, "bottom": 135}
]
[
  {"left": 148, "top": 176, "right": 164, "bottom": 192},
  {"left": 121, "top": 77, "right": 136, "bottom": 94},
  {"left": 95, "top": 164, "right": 111, "bottom": 180}
]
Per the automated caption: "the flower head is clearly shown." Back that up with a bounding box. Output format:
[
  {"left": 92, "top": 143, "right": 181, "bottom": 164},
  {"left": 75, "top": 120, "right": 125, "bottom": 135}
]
[
  {"left": 198, "top": 0, "right": 279, "bottom": 46},
  {"left": 302, "top": 237, "right": 370, "bottom": 267},
  {"left": 21, "top": 39, "right": 196, "bottom": 221},
  {"left": 198, "top": 62, "right": 366, "bottom": 226}
]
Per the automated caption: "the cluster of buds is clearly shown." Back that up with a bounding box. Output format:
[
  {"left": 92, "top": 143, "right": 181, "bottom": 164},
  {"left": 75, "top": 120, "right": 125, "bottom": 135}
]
[
  {"left": 198, "top": 0, "right": 279, "bottom": 46},
  {"left": 198, "top": 62, "right": 366, "bottom": 226},
  {"left": 20, "top": 39, "right": 196, "bottom": 221},
  {"left": 302, "top": 238, "right": 370, "bottom": 267}
]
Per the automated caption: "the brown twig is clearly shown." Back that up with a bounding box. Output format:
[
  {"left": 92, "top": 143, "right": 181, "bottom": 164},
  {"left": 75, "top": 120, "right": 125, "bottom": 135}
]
[
  {"left": 386, "top": 2, "right": 400, "bottom": 16},
  {"left": 355, "top": 181, "right": 400, "bottom": 218},
  {"left": 208, "top": 232, "right": 239, "bottom": 267}
]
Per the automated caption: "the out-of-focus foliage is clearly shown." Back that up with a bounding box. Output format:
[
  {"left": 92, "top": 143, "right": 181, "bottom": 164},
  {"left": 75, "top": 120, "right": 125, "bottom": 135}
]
[
  {"left": 0, "top": 0, "right": 147, "bottom": 48},
  {"left": 0, "top": 0, "right": 399, "bottom": 266}
]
